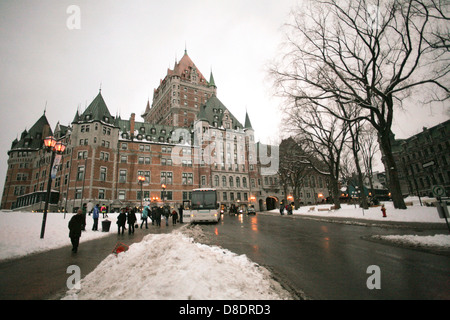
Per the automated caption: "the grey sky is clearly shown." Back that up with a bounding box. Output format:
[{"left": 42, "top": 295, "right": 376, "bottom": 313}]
[{"left": 0, "top": 0, "right": 448, "bottom": 195}]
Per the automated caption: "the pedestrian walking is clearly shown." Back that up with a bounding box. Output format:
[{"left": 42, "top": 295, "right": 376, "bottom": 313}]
[
  {"left": 163, "top": 205, "right": 170, "bottom": 226},
  {"left": 172, "top": 208, "right": 178, "bottom": 225},
  {"left": 288, "top": 203, "right": 293, "bottom": 215},
  {"left": 127, "top": 207, "right": 137, "bottom": 234},
  {"left": 141, "top": 204, "right": 149, "bottom": 229},
  {"left": 117, "top": 207, "right": 127, "bottom": 235},
  {"left": 92, "top": 204, "right": 100, "bottom": 231},
  {"left": 101, "top": 204, "right": 108, "bottom": 218},
  {"left": 156, "top": 206, "right": 162, "bottom": 227},
  {"left": 68, "top": 209, "right": 84, "bottom": 253},
  {"left": 280, "top": 203, "right": 284, "bottom": 215},
  {"left": 151, "top": 206, "right": 157, "bottom": 225}
]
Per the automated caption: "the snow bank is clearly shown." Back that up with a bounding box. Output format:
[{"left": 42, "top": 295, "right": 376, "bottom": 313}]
[
  {"left": 0, "top": 211, "right": 114, "bottom": 261},
  {"left": 373, "top": 234, "right": 450, "bottom": 249},
  {"left": 283, "top": 198, "right": 447, "bottom": 223},
  {"left": 63, "top": 227, "right": 293, "bottom": 300}
]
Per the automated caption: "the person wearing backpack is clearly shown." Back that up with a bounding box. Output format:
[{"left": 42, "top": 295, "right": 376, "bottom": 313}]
[
  {"left": 127, "top": 207, "right": 137, "bottom": 234},
  {"left": 163, "top": 205, "right": 170, "bottom": 226},
  {"left": 141, "top": 205, "right": 149, "bottom": 229},
  {"left": 117, "top": 207, "right": 127, "bottom": 235},
  {"left": 171, "top": 208, "right": 178, "bottom": 225}
]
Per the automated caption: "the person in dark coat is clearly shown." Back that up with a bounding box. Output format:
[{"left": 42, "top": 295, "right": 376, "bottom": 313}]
[
  {"left": 171, "top": 208, "right": 178, "bottom": 225},
  {"left": 151, "top": 206, "right": 157, "bottom": 225},
  {"left": 155, "top": 206, "right": 162, "bottom": 227},
  {"left": 68, "top": 209, "right": 84, "bottom": 253},
  {"left": 117, "top": 207, "right": 127, "bottom": 235},
  {"left": 127, "top": 207, "right": 137, "bottom": 234},
  {"left": 163, "top": 205, "right": 170, "bottom": 226}
]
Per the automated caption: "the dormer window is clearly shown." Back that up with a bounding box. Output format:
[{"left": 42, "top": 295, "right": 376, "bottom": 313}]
[{"left": 104, "top": 117, "right": 109, "bottom": 123}]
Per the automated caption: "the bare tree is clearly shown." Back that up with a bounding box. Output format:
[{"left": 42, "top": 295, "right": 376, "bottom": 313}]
[
  {"left": 271, "top": 0, "right": 449, "bottom": 209},
  {"left": 278, "top": 137, "right": 316, "bottom": 208},
  {"left": 360, "top": 124, "right": 380, "bottom": 196},
  {"left": 283, "top": 100, "right": 349, "bottom": 209}
]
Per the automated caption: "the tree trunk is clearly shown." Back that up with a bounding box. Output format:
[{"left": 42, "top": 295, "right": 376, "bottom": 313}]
[
  {"left": 379, "top": 132, "right": 406, "bottom": 209},
  {"left": 329, "top": 177, "right": 341, "bottom": 210}
]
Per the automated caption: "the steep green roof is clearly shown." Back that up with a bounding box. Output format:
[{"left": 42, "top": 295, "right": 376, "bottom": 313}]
[
  {"left": 244, "top": 111, "right": 253, "bottom": 130},
  {"left": 9, "top": 113, "right": 52, "bottom": 153},
  {"left": 73, "top": 91, "right": 115, "bottom": 125},
  {"left": 209, "top": 71, "right": 216, "bottom": 88},
  {"left": 199, "top": 95, "right": 243, "bottom": 130}
]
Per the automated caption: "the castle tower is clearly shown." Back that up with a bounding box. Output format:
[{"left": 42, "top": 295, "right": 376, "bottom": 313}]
[{"left": 142, "top": 50, "right": 217, "bottom": 127}]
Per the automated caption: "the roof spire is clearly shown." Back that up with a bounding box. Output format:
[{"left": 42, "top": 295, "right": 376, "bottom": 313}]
[
  {"left": 184, "top": 41, "right": 187, "bottom": 55},
  {"left": 244, "top": 110, "right": 253, "bottom": 130},
  {"left": 209, "top": 68, "right": 216, "bottom": 88}
]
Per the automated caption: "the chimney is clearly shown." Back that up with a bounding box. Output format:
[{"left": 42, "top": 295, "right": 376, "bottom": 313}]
[{"left": 130, "top": 113, "right": 136, "bottom": 139}]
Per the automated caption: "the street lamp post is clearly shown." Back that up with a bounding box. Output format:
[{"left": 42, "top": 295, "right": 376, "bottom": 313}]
[
  {"left": 161, "top": 184, "right": 166, "bottom": 205},
  {"left": 40, "top": 136, "right": 66, "bottom": 239},
  {"left": 138, "top": 175, "right": 145, "bottom": 211}
]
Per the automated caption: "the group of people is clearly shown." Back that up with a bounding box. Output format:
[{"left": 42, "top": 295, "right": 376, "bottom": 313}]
[
  {"left": 68, "top": 204, "right": 183, "bottom": 253},
  {"left": 280, "top": 202, "right": 294, "bottom": 215},
  {"left": 117, "top": 205, "right": 180, "bottom": 234}
]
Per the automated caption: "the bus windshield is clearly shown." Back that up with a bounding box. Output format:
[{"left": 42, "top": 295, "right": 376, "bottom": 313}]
[{"left": 191, "top": 191, "right": 217, "bottom": 210}]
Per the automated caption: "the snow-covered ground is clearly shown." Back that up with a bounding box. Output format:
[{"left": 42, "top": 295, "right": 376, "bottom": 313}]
[{"left": 0, "top": 196, "right": 448, "bottom": 300}]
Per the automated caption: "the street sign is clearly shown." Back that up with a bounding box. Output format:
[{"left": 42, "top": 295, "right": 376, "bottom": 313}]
[{"left": 432, "top": 185, "right": 446, "bottom": 198}]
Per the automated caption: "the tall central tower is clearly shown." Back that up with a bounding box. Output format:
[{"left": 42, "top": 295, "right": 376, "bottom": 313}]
[{"left": 142, "top": 50, "right": 217, "bottom": 127}]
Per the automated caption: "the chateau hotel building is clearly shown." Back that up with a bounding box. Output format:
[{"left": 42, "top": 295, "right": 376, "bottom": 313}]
[{"left": 1, "top": 51, "right": 270, "bottom": 213}]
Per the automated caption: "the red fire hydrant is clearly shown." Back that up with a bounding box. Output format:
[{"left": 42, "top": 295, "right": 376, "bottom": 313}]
[{"left": 381, "top": 204, "right": 387, "bottom": 218}]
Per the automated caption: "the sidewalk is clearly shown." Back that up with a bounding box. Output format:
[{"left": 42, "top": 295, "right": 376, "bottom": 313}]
[{"left": 0, "top": 222, "right": 182, "bottom": 300}]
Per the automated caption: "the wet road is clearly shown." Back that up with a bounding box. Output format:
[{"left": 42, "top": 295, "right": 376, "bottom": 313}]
[{"left": 197, "top": 213, "right": 450, "bottom": 300}]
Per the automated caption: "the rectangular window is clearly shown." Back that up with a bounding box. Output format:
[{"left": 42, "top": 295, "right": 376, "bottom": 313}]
[
  {"left": 77, "top": 166, "right": 85, "bottom": 181},
  {"left": 119, "top": 170, "right": 127, "bottom": 183},
  {"left": 100, "top": 167, "right": 107, "bottom": 181},
  {"left": 161, "top": 172, "right": 173, "bottom": 184}
]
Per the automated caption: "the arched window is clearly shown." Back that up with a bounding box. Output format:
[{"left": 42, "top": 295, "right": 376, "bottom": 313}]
[
  {"left": 214, "top": 175, "right": 219, "bottom": 187},
  {"left": 236, "top": 177, "right": 240, "bottom": 188}
]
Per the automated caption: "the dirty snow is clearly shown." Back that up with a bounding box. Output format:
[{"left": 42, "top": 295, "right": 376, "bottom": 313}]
[{"left": 62, "top": 226, "right": 293, "bottom": 300}]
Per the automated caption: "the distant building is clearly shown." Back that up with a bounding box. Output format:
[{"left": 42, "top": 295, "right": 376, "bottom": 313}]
[{"left": 391, "top": 120, "right": 450, "bottom": 197}]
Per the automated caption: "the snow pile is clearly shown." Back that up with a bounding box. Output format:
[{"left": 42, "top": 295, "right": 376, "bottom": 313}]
[
  {"left": 283, "top": 198, "right": 447, "bottom": 223},
  {"left": 372, "top": 234, "right": 450, "bottom": 249},
  {"left": 0, "top": 211, "right": 114, "bottom": 261},
  {"left": 63, "top": 229, "right": 293, "bottom": 300}
]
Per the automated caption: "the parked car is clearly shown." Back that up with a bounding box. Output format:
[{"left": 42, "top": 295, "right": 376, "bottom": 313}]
[{"left": 247, "top": 205, "right": 256, "bottom": 215}]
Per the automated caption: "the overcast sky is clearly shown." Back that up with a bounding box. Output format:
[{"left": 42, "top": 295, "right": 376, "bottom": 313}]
[{"left": 0, "top": 0, "right": 448, "bottom": 195}]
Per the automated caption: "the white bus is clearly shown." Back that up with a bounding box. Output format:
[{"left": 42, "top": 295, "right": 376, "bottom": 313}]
[{"left": 187, "top": 188, "right": 220, "bottom": 223}]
